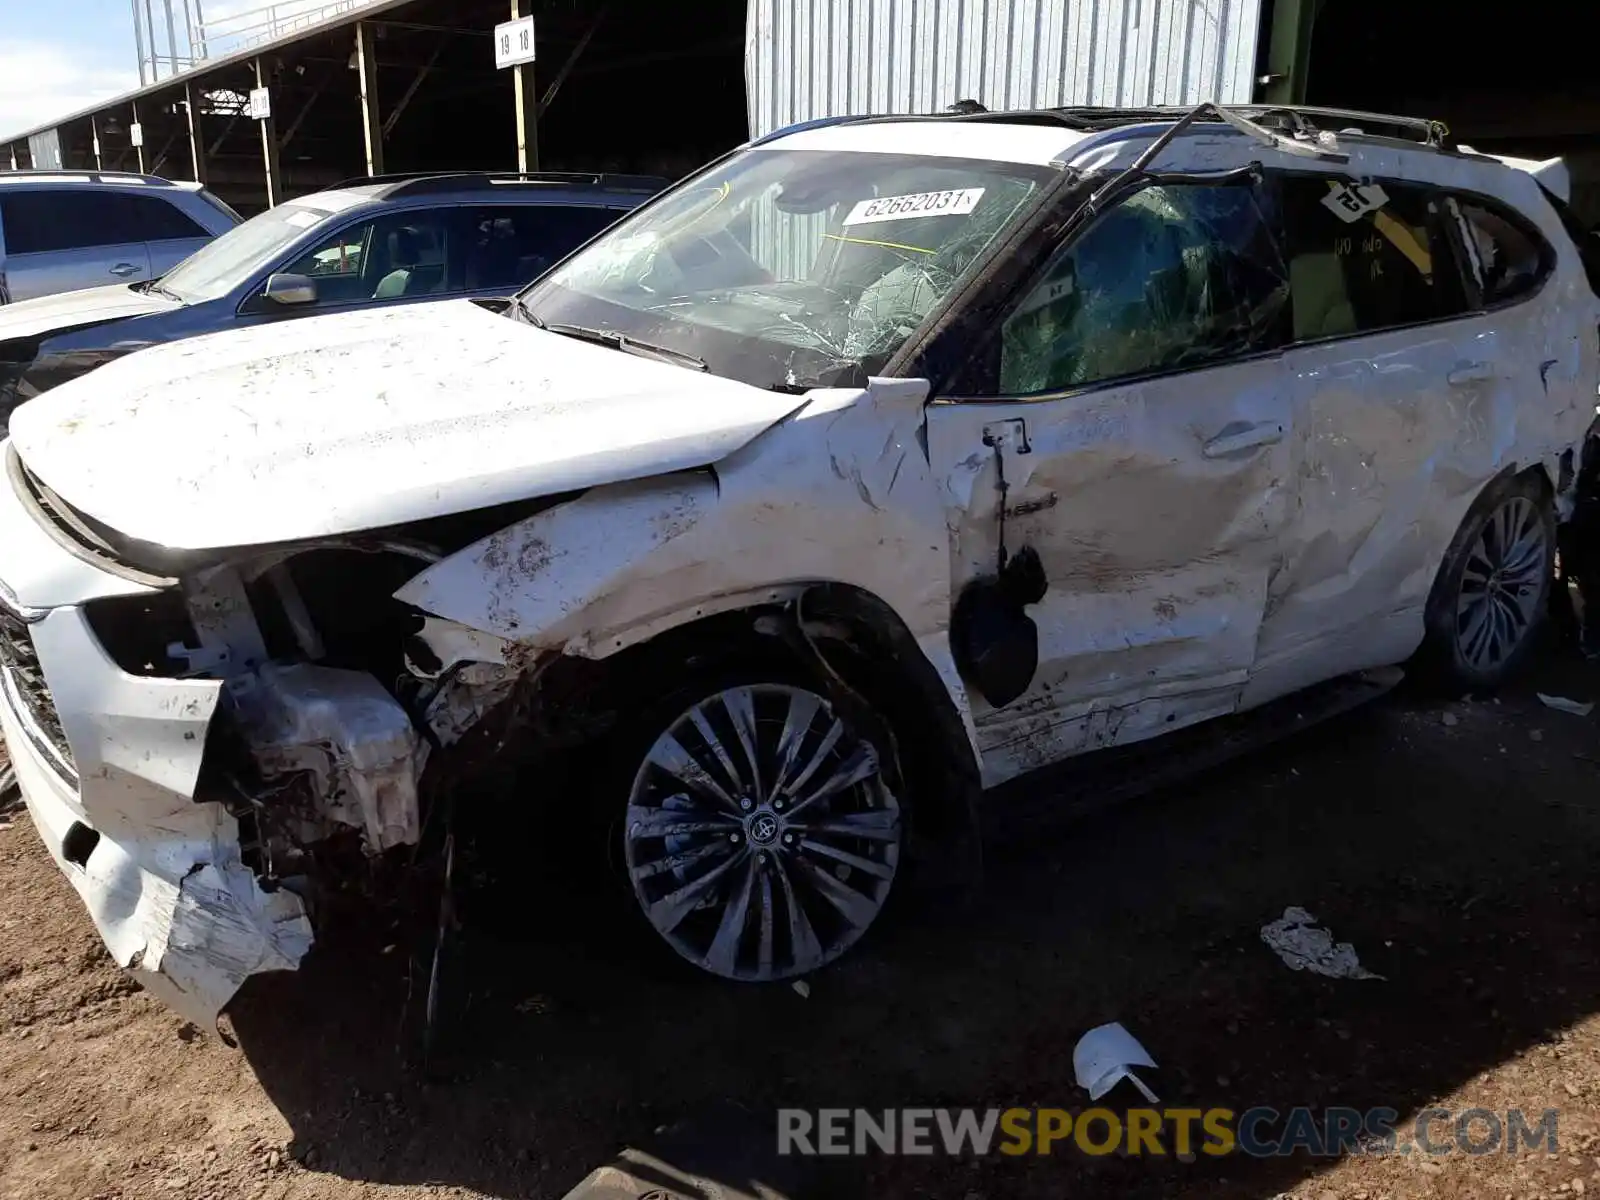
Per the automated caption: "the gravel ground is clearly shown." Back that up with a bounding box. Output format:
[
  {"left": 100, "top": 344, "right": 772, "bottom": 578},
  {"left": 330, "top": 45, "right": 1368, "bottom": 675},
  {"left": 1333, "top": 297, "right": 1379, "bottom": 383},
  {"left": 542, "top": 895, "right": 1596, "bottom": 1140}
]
[{"left": 2, "top": 645, "right": 1599, "bottom": 1200}]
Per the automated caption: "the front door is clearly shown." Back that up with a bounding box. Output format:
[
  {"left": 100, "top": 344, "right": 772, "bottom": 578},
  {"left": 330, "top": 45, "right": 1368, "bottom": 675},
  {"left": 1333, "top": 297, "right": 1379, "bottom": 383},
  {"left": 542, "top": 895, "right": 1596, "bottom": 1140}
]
[{"left": 925, "top": 178, "right": 1295, "bottom": 786}]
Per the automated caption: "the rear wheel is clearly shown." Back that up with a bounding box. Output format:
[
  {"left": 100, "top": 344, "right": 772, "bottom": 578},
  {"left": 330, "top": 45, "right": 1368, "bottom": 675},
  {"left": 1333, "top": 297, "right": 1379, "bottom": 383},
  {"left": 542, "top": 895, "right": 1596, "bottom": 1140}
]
[
  {"left": 1421, "top": 474, "right": 1554, "bottom": 690},
  {"left": 620, "top": 679, "right": 902, "bottom": 983}
]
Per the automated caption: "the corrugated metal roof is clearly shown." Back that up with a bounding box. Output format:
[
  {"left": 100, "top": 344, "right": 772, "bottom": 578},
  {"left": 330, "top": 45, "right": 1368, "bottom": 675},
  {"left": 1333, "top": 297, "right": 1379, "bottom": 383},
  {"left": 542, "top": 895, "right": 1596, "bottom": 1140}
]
[{"left": 744, "top": 0, "right": 1265, "bottom": 138}]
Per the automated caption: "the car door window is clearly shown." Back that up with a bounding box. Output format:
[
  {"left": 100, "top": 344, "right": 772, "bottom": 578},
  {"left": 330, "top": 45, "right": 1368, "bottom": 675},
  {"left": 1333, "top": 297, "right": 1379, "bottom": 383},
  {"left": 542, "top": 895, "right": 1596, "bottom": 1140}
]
[
  {"left": 121, "top": 194, "right": 208, "bottom": 242},
  {"left": 1277, "top": 176, "right": 1467, "bottom": 342},
  {"left": 996, "top": 183, "right": 1290, "bottom": 394},
  {"left": 462, "top": 204, "right": 625, "bottom": 292},
  {"left": 1452, "top": 198, "right": 1549, "bottom": 306},
  {"left": 0, "top": 191, "right": 133, "bottom": 253},
  {"left": 280, "top": 210, "right": 453, "bottom": 306},
  {"left": 0, "top": 190, "right": 204, "bottom": 253}
]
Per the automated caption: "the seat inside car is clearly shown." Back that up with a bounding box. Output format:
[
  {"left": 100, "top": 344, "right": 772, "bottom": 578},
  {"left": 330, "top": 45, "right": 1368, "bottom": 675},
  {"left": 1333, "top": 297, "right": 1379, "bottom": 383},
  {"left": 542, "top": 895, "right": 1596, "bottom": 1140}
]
[{"left": 373, "top": 227, "right": 444, "bottom": 298}]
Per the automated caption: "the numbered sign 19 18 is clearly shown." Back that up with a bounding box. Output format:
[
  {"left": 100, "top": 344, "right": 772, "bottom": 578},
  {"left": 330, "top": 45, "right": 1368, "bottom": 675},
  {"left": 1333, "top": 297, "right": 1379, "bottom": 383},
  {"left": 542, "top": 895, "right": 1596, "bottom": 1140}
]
[{"left": 494, "top": 16, "right": 536, "bottom": 68}]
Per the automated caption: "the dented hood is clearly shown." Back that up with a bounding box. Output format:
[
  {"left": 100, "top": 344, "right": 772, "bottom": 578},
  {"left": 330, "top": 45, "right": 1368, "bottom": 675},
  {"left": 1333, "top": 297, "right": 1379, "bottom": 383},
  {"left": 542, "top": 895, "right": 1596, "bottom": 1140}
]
[
  {"left": 0, "top": 283, "right": 175, "bottom": 345},
  {"left": 8, "top": 299, "right": 810, "bottom": 551}
]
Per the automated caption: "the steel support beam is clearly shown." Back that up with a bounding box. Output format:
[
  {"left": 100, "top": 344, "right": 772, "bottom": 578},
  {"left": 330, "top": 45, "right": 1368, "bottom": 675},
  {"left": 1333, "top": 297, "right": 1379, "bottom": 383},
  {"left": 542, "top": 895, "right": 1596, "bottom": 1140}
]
[
  {"left": 511, "top": 0, "right": 538, "bottom": 172},
  {"left": 355, "top": 21, "right": 385, "bottom": 177},
  {"left": 255, "top": 58, "right": 283, "bottom": 207},
  {"left": 538, "top": 6, "right": 606, "bottom": 118},
  {"left": 163, "top": 0, "right": 181, "bottom": 73},
  {"left": 185, "top": 81, "right": 208, "bottom": 183},
  {"left": 150, "top": 129, "right": 180, "bottom": 177},
  {"left": 91, "top": 117, "right": 103, "bottom": 170},
  {"left": 281, "top": 76, "right": 329, "bottom": 149},
  {"left": 131, "top": 100, "right": 146, "bottom": 174},
  {"left": 1259, "top": 0, "right": 1319, "bottom": 105},
  {"left": 131, "top": 0, "right": 149, "bottom": 86},
  {"left": 383, "top": 41, "right": 445, "bottom": 140}
]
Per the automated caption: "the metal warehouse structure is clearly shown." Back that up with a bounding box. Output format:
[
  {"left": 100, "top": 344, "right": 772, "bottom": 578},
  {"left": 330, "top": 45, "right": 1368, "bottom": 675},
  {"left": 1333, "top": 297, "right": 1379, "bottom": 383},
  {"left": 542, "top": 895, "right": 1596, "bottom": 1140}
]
[
  {"left": 746, "top": 0, "right": 1265, "bottom": 137},
  {"left": 5, "top": 0, "right": 1599, "bottom": 221}
]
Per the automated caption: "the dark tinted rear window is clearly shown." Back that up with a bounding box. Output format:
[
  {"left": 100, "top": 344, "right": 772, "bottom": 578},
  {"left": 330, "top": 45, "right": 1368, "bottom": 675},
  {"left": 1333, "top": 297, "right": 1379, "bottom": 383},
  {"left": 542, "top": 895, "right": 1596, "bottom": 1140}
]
[
  {"left": 462, "top": 204, "right": 627, "bottom": 292},
  {"left": 1, "top": 189, "right": 206, "bottom": 253}
]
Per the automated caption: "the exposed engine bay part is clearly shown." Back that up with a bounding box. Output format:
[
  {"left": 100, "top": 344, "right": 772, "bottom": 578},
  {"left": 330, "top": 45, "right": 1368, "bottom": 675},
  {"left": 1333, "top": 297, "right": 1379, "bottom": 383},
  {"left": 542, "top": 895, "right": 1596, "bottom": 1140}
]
[
  {"left": 155, "top": 551, "right": 444, "bottom": 872},
  {"left": 231, "top": 662, "right": 427, "bottom": 853}
]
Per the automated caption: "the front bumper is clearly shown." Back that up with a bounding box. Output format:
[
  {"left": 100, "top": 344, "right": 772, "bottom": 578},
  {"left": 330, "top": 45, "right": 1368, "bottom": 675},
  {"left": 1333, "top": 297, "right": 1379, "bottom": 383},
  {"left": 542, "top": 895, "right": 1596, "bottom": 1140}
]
[{"left": 0, "top": 467, "right": 311, "bottom": 1029}]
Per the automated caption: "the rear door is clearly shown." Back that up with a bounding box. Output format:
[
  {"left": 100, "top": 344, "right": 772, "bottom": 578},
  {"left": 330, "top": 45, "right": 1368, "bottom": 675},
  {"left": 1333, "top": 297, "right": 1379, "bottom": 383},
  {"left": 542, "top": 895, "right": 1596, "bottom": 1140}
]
[
  {"left": 458, "top": 203, "right": 632, "bottom": 295},
  {"left": 924, "top": 178, "right": 1295, "bottom": 784},
  {"left": 0, "top": 190, "right": 151, "bottom": 300},
  {"left": 1245, "top": 173, "right": 1479, "bottom": 705},
  {"left": 128, "top": 193, "right": 215, "bottom": 275}
]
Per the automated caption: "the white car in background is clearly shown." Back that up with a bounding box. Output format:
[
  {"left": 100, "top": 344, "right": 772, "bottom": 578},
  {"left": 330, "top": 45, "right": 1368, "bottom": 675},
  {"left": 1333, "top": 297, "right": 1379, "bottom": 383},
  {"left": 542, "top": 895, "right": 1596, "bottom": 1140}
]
[{"left": 1, "top": 103, "right": 1596, "bottom": 1026}]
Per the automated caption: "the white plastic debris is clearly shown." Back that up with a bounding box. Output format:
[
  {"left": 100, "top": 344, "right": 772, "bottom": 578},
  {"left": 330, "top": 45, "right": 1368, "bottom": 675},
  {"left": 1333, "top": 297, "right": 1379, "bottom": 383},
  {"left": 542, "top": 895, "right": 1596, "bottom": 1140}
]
[
  {"left": 1073, "top": 1022, "right": 1160, "bottom": 1102},
  {"left": 791, "top": 980, "right": 810, "bottom": 999},
  {"left": 1260, "top": 907, "right": 1385, "bottom": 981},
  {"left": 1537, "top": 693, "right": 1595, "bottom": 718}
]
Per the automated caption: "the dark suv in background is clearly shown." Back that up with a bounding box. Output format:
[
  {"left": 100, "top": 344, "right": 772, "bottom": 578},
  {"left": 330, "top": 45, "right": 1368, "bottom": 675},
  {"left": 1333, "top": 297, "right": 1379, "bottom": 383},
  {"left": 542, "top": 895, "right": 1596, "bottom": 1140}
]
[{"left": 0, "top": 170, "right": 664, "bottom": 420}]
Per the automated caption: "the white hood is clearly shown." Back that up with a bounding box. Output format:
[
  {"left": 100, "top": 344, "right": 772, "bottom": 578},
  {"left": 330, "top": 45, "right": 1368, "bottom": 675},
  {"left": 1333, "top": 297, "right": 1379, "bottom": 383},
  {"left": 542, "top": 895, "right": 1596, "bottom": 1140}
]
[
  {"left": 9, "top": 299, "right": 809, "bottom": 551},
  {"left": 0, "top": 283, "right": 174, "bottom": 344}
]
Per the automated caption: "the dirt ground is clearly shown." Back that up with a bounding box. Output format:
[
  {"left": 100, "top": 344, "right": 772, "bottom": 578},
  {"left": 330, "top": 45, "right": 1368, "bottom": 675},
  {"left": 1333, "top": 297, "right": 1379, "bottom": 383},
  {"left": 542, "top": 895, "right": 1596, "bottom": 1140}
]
[{"left": 3, "top": 642, "right": 1600, "bottom": 1200}]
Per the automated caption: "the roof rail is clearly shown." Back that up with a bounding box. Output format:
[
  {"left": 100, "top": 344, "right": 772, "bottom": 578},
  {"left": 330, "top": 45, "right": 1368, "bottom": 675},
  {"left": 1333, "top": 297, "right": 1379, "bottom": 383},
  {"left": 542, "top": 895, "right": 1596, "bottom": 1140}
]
[
  {"left": 749, "top": 114, "right": 880, "bottom": 145},
  {"left": 0, "top": 169, "right": 178, "bottom": 186},
  {"left": 330, "top": 170, "right": 668, "bottom": 196},
  {"left": 1228, "top": 104, "right": 1449, "bottom": 147},
  {"left": 961, "top": 103, "right": 1449, "bottom": 147}
]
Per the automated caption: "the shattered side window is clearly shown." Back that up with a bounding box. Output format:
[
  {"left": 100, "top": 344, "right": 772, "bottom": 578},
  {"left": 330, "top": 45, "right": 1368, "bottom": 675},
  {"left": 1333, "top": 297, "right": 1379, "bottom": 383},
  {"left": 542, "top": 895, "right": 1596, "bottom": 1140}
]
[
  {"left": 1454, "top": 199, "right": 1549, "bottom": 306},
  {"left": 1278, "top": 176, "right": 1467, "bottom": 340},
  {"left": 996, "top": 184, "right": 1290, "bottom": 395}
]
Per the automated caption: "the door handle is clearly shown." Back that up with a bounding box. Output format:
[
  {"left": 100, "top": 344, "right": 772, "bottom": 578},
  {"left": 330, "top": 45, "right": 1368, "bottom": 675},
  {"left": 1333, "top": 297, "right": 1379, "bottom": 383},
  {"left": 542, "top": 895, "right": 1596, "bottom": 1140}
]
[
  {"left": 109, "top": 262, "right": 143, "bottom": 278},
  {"left": 1447, "top": 362, "right": 1494, "bottom": 386},
  {"left": 1202, "top": 420, "right": 1284, "bottom": 459}
]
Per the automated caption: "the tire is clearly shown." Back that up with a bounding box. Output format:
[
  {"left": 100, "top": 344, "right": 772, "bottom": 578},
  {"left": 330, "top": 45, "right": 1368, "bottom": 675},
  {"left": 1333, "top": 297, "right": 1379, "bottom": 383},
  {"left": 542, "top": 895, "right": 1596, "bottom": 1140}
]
[
  {"left": 1418, "top": 471, "right": 1555, "bottom": 691},
  {"left": 610, "top": 666, "right": 904, "bottom": 984}
]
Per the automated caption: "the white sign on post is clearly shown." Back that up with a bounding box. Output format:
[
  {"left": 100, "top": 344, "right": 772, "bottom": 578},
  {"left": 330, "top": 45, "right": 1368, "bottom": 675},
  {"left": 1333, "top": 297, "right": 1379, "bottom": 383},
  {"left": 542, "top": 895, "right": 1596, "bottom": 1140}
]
[
  {"left": 248, "top": 87, "right": 272, "bottom": 120},
  {"left": 494, "top": 16, "right": 536, "bottom": 69},
  {"left": 129, "top": 123, "right": 144, "bottom": 148}
]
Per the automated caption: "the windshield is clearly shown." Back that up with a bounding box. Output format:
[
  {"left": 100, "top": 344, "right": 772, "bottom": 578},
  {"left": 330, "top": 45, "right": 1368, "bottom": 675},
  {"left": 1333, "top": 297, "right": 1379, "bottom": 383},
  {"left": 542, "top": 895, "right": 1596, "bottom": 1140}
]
[
  {"left": 159, "top": 202, "right": 335, "bottom": 303},
  {"left": 518, "top": 148, "right": 1052, "bottom": 389}
]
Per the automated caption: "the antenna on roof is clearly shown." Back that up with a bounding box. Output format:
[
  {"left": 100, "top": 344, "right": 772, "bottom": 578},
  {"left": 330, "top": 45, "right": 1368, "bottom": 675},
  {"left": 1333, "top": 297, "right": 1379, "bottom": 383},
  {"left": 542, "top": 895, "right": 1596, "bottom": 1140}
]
[{"left": 948, "top": 99, "right": 988, "bottom": 115}]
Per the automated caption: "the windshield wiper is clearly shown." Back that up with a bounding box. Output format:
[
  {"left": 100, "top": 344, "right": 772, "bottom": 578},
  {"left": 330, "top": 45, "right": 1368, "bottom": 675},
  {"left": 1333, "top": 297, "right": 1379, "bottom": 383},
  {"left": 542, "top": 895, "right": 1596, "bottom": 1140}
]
[
  {"left": 143, "top": 280, "right": 183, "bottom": 302},
  {"left": 542, "top": 322, "right": 708, "bottom": 372},
  {"left": 508, "top": 294, "right": 545, "bottom": 327}
]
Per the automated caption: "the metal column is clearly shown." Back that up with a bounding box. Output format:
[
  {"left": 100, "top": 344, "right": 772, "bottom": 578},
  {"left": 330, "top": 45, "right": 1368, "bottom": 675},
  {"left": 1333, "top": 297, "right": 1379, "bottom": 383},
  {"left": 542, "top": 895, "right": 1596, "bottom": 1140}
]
[
  {"left": 185, "top": 81, "right": 208, "bottom": 183},
  {"left": 91, "top": 117, "right": 103, "bottom": 170},
  {"left": 1260, "top": 0, "right": 1319, "bottom": 105},
  {"left": 131, "top": 101, "right": 146, "bottom": 174},
  {"left": 255, "top": 58, "right": 283, "bottom": 207},
  {"left": 355, "top": 22, "right": 385, "bottom": 177},
  {"left": 131, "top": 0, "right": 149, "bottom": 86},
  {"left": 143, "top": 0, "right": 158, "bottom": 78},
  {"left": 162, "top": 0, "right": 182, "bottom": 73},
  {"left": 511, "top": 0, "right": 539, "bottom": 171}
]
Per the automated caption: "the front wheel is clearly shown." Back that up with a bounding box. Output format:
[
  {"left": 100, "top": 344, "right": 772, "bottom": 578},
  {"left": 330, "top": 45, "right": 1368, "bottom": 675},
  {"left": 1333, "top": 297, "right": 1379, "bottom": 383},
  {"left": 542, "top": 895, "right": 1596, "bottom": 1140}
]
[
  {"left": 1420, "top": 474, "right": 1555, "bottom": 690},
  {"left": 621, "top": 680, "right": 903, "bottom": 983}
]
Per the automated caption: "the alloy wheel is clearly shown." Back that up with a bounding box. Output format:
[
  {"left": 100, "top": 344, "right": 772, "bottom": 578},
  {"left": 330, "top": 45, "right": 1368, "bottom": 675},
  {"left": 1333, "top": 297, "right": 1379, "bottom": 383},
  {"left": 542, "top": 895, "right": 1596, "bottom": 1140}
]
[{"left": 623, "top": 683, "right": 901, "bottom": 982}]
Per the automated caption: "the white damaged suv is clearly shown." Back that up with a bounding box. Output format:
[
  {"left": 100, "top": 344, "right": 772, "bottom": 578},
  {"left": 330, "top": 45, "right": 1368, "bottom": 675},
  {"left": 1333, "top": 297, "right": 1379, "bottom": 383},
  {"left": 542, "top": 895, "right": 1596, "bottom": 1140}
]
[{"left": 2, "top": 104, "right": 1597, "bottom": 1026}]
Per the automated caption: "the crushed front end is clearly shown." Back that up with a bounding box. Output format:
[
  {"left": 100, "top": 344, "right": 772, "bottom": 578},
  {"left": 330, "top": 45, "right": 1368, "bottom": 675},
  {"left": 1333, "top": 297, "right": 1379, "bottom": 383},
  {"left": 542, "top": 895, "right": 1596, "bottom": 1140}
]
[{"left": 0, "top": 446, "right": 527, "bottom": 1028}]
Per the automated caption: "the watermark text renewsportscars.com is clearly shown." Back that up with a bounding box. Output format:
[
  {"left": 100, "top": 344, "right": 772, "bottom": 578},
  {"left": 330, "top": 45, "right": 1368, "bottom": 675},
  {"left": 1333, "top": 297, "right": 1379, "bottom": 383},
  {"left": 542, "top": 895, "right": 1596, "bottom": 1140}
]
[{"left": 777, "top": 1107, "right": 1560, "bottom": 1158}]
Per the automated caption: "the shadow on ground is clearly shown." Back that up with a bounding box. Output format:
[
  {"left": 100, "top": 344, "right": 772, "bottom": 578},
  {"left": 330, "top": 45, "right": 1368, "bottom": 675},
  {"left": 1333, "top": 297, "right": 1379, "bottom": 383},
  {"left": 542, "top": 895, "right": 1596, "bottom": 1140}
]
[{"left": 228, "top": 646, "right": 1600, "bottom": 1199}]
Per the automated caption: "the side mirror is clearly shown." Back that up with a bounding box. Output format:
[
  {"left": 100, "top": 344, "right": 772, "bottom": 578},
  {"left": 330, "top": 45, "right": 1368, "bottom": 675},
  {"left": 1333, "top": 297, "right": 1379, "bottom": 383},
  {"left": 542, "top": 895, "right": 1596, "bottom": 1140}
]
[{"left": 262, "top": 272, "right": 318, "bottom": 307}]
